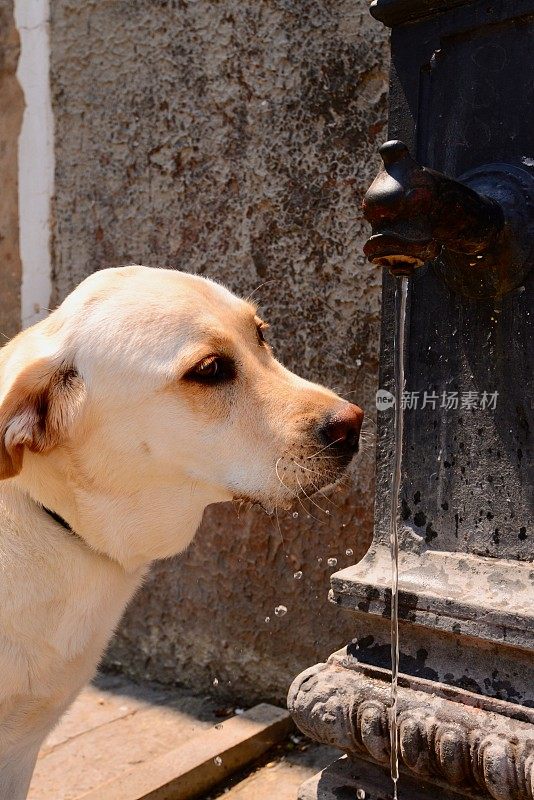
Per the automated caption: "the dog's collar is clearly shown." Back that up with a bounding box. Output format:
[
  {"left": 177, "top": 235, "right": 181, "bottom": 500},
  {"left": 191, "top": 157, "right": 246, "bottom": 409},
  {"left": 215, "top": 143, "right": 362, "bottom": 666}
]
[{"left": 42, "top": 505, "right": 76, "bottom": 536}]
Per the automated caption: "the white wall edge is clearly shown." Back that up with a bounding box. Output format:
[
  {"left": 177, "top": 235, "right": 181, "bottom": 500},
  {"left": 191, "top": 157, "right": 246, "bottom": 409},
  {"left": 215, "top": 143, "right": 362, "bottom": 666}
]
[{"left": 14, "top": 0, "right": 54, "bottom": 329}]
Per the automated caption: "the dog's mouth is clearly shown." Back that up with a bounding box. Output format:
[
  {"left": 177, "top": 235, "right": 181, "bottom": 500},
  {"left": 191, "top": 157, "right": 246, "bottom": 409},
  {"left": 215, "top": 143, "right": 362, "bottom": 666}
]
[
  {"left": 231, "top": 464, "right": 351, "bottom": 517},
  {"left": 228, "top": 436, "right": 360, "bottom": 517}
]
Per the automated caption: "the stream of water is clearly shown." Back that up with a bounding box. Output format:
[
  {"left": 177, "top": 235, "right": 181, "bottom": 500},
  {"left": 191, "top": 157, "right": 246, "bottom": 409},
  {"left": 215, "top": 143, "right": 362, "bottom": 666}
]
[{"left": 389, "top": 275, "right": 409, "bottom": 800}]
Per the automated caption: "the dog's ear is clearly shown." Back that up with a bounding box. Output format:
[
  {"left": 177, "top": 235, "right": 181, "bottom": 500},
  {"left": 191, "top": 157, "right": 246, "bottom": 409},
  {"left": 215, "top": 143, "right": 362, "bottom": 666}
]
[{"left": 0, "top": 358, "right": 86, "bottom": 479}]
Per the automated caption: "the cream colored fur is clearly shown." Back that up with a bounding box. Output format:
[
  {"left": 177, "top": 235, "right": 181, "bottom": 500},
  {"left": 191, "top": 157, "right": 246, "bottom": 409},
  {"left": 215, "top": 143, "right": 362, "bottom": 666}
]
[{"left": 0, "top": 266, "right": 362, "bottom": 798}]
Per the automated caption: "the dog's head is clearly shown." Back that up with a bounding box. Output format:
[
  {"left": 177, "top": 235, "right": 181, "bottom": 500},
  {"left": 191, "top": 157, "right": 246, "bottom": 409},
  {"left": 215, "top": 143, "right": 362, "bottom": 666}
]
[{"left": 0, "top": 266, "right": 363, "bottom": 564}]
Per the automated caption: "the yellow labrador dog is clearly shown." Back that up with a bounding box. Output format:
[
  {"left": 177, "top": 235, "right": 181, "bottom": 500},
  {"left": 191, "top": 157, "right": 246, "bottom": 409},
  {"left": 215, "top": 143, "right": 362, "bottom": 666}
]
[{"left": 0, "top": 266, "right": 363, "bottom": 798}]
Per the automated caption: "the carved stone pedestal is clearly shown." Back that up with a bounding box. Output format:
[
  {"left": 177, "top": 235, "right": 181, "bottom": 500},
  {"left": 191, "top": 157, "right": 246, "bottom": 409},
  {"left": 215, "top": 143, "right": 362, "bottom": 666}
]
[
  {"left": 288, "top": 1, "right": 534, "bottom": 797},
  {"left": 290, "top": 650, "right": 534, "bottom": 799}
]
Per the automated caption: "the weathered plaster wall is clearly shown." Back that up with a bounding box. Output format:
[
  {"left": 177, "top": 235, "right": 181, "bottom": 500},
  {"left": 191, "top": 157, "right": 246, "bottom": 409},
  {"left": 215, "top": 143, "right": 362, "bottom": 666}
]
[
  {"left": 0, "top": 0, "right": 23, "bottom": 339},
  {"left": 49, "top": 0, "right": 389, "bottom": 703}
]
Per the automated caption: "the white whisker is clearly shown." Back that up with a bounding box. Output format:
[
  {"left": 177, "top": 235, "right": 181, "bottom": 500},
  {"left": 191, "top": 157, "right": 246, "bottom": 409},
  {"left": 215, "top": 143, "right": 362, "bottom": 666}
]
[
  {"left": 290, "top": 459, "right": 316, "bottom": 474},
  {"left": 310, "top": 454, "right": 346, "bottom": 461},
  {"left": 291, "top": 459, "right": 341, "bottom": 509},
  {"left": 275, "top": 457, "right": 326, "bottom": 523},
  {"left": 295, "top": 475, "right": 328, "bottom": 517},
  {"left": 310, "top": 481, "right": 342, "bottom": 509},
  {"left": 244, "top": 278, "right": 280, "bottom": 304},
  {"left": 275, "top": 457, "right": 296, "bottom": 497},
  {"left": 306, "top": 438, "right": 344, "bottom": 459},
  {"left": 274, "top": 507, "right": 285, "bottom": 545}
]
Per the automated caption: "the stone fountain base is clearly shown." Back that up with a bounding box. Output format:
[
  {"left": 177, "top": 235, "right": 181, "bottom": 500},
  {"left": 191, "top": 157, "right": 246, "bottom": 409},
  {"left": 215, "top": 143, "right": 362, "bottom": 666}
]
[{"left": 288, "top": 649, "right": 534, "bottom": 800}]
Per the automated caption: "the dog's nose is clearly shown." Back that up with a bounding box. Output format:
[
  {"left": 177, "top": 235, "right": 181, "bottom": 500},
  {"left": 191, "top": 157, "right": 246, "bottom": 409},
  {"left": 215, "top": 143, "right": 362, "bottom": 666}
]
[{"left": 318, "top": 403, "right": 364, "bottom": 452}]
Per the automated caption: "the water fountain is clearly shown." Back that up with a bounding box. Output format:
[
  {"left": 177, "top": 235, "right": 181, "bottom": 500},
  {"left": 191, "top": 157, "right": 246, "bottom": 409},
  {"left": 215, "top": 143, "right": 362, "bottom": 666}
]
[{"left": 288, "top": 2, "right": 534, "bottom": 798}]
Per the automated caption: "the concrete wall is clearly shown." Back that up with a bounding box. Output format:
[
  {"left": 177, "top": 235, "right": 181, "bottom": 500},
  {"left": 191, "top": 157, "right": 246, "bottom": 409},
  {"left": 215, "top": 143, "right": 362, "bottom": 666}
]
[
  {"left": 46, "top": 0, "right": 389, "bottom": 704},
  {"left": 0, "top": 0, "right": 23, "bottom": 339}
]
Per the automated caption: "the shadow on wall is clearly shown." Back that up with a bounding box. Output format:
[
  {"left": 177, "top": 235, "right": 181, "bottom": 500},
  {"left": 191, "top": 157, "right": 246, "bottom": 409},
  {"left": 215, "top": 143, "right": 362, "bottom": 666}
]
[
  {"left": 106, "top": 454, "right": 376, "bottom": 706},
  {"left": 48, "top": 0, "right": 389, "bottom": 704}
]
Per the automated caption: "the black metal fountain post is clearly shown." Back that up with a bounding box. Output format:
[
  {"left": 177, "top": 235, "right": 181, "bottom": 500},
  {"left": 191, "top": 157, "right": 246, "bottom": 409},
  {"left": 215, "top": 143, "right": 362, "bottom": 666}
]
[{"left": 288, "top": 2, "right": 534, "bottom": 798}]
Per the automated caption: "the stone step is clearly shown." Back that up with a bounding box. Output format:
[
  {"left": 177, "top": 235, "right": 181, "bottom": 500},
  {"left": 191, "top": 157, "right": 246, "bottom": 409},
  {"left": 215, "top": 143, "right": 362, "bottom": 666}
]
[
  {"left": 77, "top": 702, "right": 293, "bottom": 800},
  {"left": 205, "top": 741, "right": 339, "bottom": 800},
  {"left": 28, "top": 673, "right": 335, "bottom": 800},
  {"left": 28, "top": 675, "right": 222, "bottom": 800}
]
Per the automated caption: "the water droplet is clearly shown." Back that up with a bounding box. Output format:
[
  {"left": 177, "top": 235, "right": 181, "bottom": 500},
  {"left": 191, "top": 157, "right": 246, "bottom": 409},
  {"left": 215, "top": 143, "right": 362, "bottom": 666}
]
[
  {"left": 214, "top": 756, "right": 223, "bottom": 766},
  {"left": 293, "top": 570, "right": 303, "bottom": 580},
  {"left": 327, "top": 557, "right": 338, "bottom": 567},
  {"left": 357, "top": 790, "right": 366, "bottom": 799},
  {"left": 317, "top": 557, "right": 323, "bottom": 564},
  {"left": 292, "top": 511, "right": 299, "bottom": 518},
  {"left": 325, "top": 509, "right": 330, "bottom": 515},
  {"left": 265, "top": 616, "right": 270, "bottom": 623},
  {"left": 213, "top": 678, "right": 219, "bottom": 686},
  {"left": 275, "top": 605, "right": 287, "bottom": 616}
]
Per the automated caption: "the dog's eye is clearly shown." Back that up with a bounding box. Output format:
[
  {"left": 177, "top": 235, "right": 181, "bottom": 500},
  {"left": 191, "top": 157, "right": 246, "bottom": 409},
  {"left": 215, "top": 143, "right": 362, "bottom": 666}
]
[
  {"left": 256, "top": 321, "right": 269, "bottom": 345},
  {"left": 185, "top": 356, "right": 235, "bottom": 384}
]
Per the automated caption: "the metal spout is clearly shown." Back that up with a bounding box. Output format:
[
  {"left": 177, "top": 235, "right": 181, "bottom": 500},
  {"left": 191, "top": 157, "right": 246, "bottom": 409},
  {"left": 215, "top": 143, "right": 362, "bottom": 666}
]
[
  {"left": 361, "top": 141, "right": 534, "bottom": 298},
  {"left": 362, "top": 140, "right": 503, "bottom": 278}
]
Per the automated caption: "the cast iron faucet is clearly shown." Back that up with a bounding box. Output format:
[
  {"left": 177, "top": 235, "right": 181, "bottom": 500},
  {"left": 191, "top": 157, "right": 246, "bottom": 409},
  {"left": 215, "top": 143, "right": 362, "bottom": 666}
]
[{"left": 362, "top": 140, "right": 534, "bottom": 298}]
